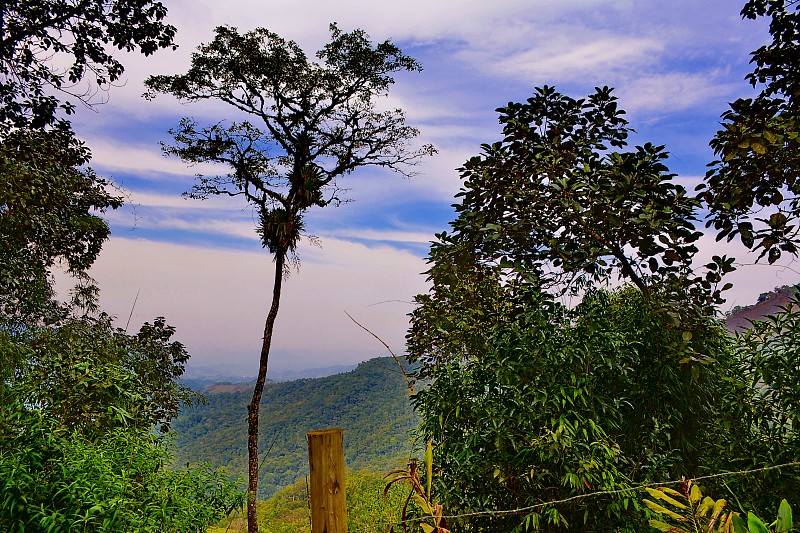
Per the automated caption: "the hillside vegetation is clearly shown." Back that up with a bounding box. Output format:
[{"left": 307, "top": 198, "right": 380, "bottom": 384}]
[
  {"left": 209, "top": 469, "right": 408, "bottom": 533},
  {"left": 172, "top": 357, "right": 418, "bottom": 497}
]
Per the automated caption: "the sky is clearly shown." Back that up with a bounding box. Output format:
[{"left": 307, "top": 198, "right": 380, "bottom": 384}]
[{"left": 57, "top": 0, "right": 800, "bottom": 377}]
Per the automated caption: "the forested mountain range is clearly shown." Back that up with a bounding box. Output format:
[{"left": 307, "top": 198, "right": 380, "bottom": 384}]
[{"left": 172, "top": 356, "right": 418, "bottom": 497}]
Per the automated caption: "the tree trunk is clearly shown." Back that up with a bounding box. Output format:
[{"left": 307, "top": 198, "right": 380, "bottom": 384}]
[{"left": 247, "top": 251, "right": 285, "bottom": 533}]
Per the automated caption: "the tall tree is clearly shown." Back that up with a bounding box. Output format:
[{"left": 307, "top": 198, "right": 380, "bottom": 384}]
[{"left": 144, "top": 23, "right": 434, "bottom": 532}]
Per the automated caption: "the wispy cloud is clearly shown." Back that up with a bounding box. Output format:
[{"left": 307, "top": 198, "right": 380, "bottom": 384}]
[
  {"left": 480, "top": 34, "right": 663, "bottom": 84},
  {"left": 616, "top": 72, "right": 742, "bottom": 116},
  {"left": 85, "top": 138, "right": 226, "bottom": 180}
]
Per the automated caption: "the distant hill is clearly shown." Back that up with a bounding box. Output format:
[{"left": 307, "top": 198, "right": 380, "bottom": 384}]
[
  {"left": 181, "top": 362, "right": 358, "bottom": 387},
  {"left": 172, "top": 356, "right": 418, "bottom": 498},
  {"left": 725, "top": 284, "right": 799, "bottom": 332}
]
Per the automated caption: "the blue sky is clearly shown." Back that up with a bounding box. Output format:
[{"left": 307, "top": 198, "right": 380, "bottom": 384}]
[{"left": 59, "top": 0, "right": 799, "bottom": 375}]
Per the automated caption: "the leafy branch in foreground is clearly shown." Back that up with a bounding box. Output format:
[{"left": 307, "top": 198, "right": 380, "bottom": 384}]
[
  {"left": 385, "top": 441, "right": 450, "bottom": 533},
  {"left": 1, "top": 0, "right": 176, "bottom": 129},
  {"left": 644, "top": 480, "right": 795, "bottom": 533},
  {"left": 700, "top": 0, "right": 800, "bottom": 264}
]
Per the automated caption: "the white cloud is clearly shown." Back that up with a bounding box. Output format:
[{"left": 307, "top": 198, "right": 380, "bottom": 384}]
[
  {"left": 320, "top": 228, "right": 434, "bottom": 245},
  {"left": 117, "top": 214, "right": 258, "bottom": 241},
  {"left": 85, "top": 138, "right": 227, "bottom": 180},
  {"left": 321, "top": 144, "right": 470, "bottom": 207},
  {"left": 484, "top": 34, "right": 663, "bottom": 84},
  {"left": 616, "top": 72, "right": 742, "bottom": 115},
  {"left": 123, "top": 190, "right": 243, "bottom": 210}
]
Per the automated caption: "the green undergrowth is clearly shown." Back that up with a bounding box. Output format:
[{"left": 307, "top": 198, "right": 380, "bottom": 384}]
[{"left": 210, "top": 469, "right": 408, "bottom": 533}]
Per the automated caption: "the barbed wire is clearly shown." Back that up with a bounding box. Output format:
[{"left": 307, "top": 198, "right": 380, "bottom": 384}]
[{"left": 400, "top": 460, "right": 800, "bottom": 524}]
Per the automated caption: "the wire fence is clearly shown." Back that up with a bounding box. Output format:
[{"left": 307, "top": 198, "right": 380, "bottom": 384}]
[{"left": 399, "top": 460, "right": 800, "bottom": 525}]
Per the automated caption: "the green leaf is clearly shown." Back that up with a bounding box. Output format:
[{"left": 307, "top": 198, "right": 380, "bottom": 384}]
[
  {"left": 731, "top": 513, "right": 748, "bottom": 533},
  {"left": 747, "top": 512, "right": 769, "bottom": 533},
  {"left": 414, "top": 494, "right": 432, "bottom": 515},
  {"left": 689, "top": 484, "right": 702, "bottom": 505},
  {"left": 425, "top": 440, "right": 433, "bottom": 498},
  {"left": 776, "top": 500, "right": 792, "bottom": 532},
  {"left": 644, "top": 499, "right": 686, "bottom": 521},
  {"left": 649, "top": 519, "right": 688, "bottom": 533},
  {"left": 645, "top": 488, "right": 688, "bottom": 510}
]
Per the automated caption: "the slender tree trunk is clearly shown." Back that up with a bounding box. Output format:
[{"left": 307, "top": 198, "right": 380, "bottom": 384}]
[{"left": 247, "top": 251, "right": 285, "bottom": 533}]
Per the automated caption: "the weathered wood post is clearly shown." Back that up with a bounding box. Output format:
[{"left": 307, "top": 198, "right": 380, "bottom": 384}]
[{"left": 307, "top": 428, "right": 347, "bottom": 533}]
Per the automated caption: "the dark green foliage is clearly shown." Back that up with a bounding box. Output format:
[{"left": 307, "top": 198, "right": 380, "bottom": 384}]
[
  {"left": 712, "top": 297, "right": 800, "bottom": 516},
  {"left": 737, "top": 303, "right": 800, "bottom": 441},
  {"left": 405, "top": 85, "right": 777, "bottom": 532},
  {"left": 446, "top": 85, "right": 714, "bottom": 301},
  {"left": 701, "top": 0, "right": 800, "bottom": 263},
  {"left": 1, "top": 0, "right": 168, "bottom": 317},
  {"left": 1, "top": 1, "right": 245, "bottom": 528},
  {"left": 1, "top": 0, "right": 176, "bottom": 129},
  {"left": 411, "top": 285, "right": 735, "bottom": 532},
  {"left": 0, "top": 407, "right": 242, "bottom": 533},
  {"left": 172, "top": 357, "right": 418, "bottom": 497},
  {"left": 0, "top": 128, "right": 122, "bottom": 320},
  {"left": 9, "top": 313, "right": 193, "bottom": 433},
  {"left": 0, "top": 312, "right": 243, "bottom": 532}
]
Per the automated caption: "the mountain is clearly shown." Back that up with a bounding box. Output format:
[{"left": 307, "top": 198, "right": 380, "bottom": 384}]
[
  {"left": 725, "top": 284, "right": 799, "bottom": 332},
  {"left": 172, "top": 356, "right": 418, "bottom": 497},
  {"left": 181, "top": 362, "right": 358, "bottom": 387}
]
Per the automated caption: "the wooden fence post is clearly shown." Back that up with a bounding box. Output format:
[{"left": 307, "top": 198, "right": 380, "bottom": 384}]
[{"left": 307, "top": 428, "right": 347, "bottom": 533}]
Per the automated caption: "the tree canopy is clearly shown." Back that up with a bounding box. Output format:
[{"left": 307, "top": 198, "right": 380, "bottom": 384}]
[
  {"left": 0, "top": 0, "right": 177, "bottom": 317},
  {"left": 408, "top": 80, "right": 798, "bottom": 531},
  {"left": 435, "top": 86, "right": 729, "bottom": 306},
  {"left": 1, "top": 2, "right": 245, "bottom": 530},
  {"left": 0, "top": 128, "right": 122, "bottom": 320},
  {"left": 411, "top": 285, "right": 736, "bottom": 531},
  {"left": 145, "top": 23, "right": 434, "bottom": 259}
]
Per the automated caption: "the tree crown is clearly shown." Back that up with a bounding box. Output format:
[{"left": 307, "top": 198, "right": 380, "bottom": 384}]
[{"left": 145, "top": 23, "right": 434, "bottom": 257}]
